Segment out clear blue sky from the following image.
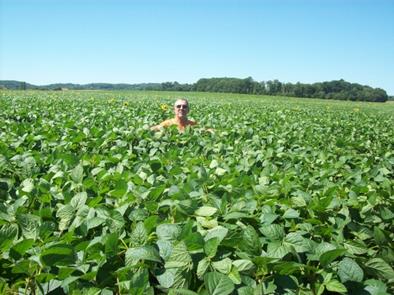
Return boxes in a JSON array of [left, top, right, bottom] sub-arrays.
[[1, 0, 393, 94]]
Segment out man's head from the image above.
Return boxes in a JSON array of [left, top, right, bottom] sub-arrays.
[[174, 99, 189, 119]]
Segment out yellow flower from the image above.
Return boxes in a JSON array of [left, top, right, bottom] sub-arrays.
[[124, 102, 129, 106], [160, 103, 169, 111], [353, 108, 360, 112]]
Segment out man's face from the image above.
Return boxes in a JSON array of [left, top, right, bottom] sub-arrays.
[[174, 100, 189, 118]]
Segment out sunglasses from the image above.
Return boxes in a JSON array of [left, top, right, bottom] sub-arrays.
[[175, 104, 188, 109]]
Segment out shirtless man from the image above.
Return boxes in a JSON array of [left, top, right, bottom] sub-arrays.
[[151, 99, 197, 132]]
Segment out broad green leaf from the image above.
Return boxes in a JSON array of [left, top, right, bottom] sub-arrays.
[[283, 208, 300, 219], [195, 206, 218, 217], [262, 281, 277, 294], [291, 196, 307, 207], [209, 160, 219, 169], [21, 178, 34, 192], [156, 224, 181, 241], [0, 224, 18, 251], [224, 211, 250, 220], [168, 289, 199, 295], [104, 209, 125, 232], [237, 286, 254, 295], [266, 242, 291, 259], [196, 216, 218, 229], [125, 245, 161, 266], [160, 260, 191, 289], [71, 164, 83, 183], [144, 215, 159, 233], [379, 207, 394, 221], [157, 240, 173, 261], [259, 213, 279, 225], [165, 241, 192, 268], [109, 179, 128, 198], [130, 222, 148, 247], [16, 213, 40, 240], [168, 185, 180, 196], [183, 229, 204, 250], [91, 167, 103, 176], [284, 232, 310, 253], [37, 279, 62, 294], [86, 217, 105, 231], [130, 268, 149, 295], [343, 240, 367, 255], [212, 258, 232, 274], [56, 204, 75, 231], [373, 226, 387, 245], [204, 272, 235, 295], [157, 268, 177, 289], [273, 261, 304, 275], [41, 244, 76, 266], [260, 224, 285, 241], [197, 257, 210, 279], [310, 242, 336, 260], [365, 258, 394, 281], [338, 258, 363, 283], [11, 259, 39, 275], [319, 248, 346, 267], [364, 279, 390, 295], [228, 266, 242, 284], [204, 226, 228, 242], [325, 280, 347, 293], [69, 205, 89, 231], [70, 192, 87, 208], [149, 159, 162, 172], [215, 167, 226, 176], [240, 225, 262, 255], [232, 259, 254, 272], [204, 238, 220, 258], [104, 232, 118, 258], [10, 239, 35, 260], [129, 208, 149, 222]]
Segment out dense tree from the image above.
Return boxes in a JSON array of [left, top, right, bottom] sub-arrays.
[[0, 78, 388, 102], [192, 78, 388, 102]]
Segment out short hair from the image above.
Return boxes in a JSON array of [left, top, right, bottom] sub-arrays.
[[174, 99, 189, 107]]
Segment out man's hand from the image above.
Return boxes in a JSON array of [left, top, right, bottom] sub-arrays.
[[150, 125, 163, 131]]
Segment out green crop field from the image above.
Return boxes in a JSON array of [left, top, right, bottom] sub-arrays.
[[0, 90, 393, 295]]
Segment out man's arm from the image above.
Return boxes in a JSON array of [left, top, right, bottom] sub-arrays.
[[188, 119, 197, 126], [150, 124, 163, 131], [150, 119, 172, 131]]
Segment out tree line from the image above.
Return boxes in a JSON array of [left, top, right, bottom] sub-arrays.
[[0, 78, 388, 102], [191, 77, 388, 102]]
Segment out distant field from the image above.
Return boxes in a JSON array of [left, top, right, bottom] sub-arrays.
[[1, 90, 393, 294]]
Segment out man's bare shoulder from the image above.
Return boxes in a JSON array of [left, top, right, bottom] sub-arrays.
[[188, 119, 197, 126]]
